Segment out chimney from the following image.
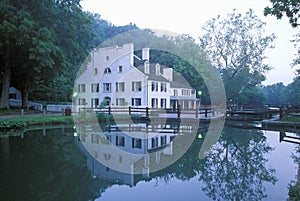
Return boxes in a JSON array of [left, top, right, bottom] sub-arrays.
[[142, 48, 150, 61], [163, 68, 173, 81], [155, 63, 160, 76], [144, 60, 149, 74]]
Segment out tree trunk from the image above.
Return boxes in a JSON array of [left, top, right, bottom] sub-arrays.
[[0, 61, 11, 110], [21, 89, 28, 109]]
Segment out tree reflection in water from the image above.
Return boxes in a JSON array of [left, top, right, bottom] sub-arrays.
[[199, 127, 277, 200], [288, 132, 300, 200]]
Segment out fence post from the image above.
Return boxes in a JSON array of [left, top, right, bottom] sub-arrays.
[[129, 106, 131, 115], [108, 106, 111, 115], [195, 107, 198, 118], [43, 107, 46, 116], [21, 109, 24, 117], [177, 106, 181, 118], [205, 109, 208, 118], [146, 107, 149, 118]]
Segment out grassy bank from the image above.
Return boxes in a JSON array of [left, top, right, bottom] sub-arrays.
[[0, 116, 74, 130], [280, 116, 300, 123]]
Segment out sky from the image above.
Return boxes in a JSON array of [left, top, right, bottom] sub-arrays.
[[80, 0, 299, 86]]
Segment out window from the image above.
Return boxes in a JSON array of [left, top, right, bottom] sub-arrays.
[[132, 98, 141, 106], [132, 81, 142, 91], [151, 82, 158, 92], [116, 136, 125, 146], [118, 65, 123, 73], [104, 68, 111, 74], [161, 82, 167, 92], [182, 89, 190, 96], [103, 83, 111, 92], [91, 98, 99, 108], [118, 155, 123, 163], [78, 98, 86, 105], [100, 136, 110, 144], [191, 101, 195, 108], [151, 98, 158, 108], [116, 98, 126, 106], [106, 135, 112, 143], [9, 94, 16, 99], [152, 137, 158, 148], [174, 90, 178, 96], [92, 135, 99, 144], [103, 97, 111, 106], [105, 56, 110, 61], [161, 136, 167, 146], [116, 82, 125, 92], [104, 153, 111, 160], [161, 98, 166, 108], [132, 138, 142, 149], [94, 68, 98, 75], [91, 83, 99, 92], [78, 84, 86, 93]]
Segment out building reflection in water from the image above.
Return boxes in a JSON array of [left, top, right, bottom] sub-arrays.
[[73, 121, 287, 200], [75, 120, 199, 186]]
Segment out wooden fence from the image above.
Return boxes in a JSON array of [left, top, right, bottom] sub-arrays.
[[79, 106, 216, 119]]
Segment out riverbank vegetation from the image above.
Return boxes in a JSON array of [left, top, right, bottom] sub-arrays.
[[0, 116, 74, 130], [280, 116, 300, 123], [0, 112, 115, 131]]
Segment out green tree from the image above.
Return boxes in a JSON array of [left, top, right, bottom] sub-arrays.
[[264, 0, 300, 27], [261, 82, 286, 105], [264, 0, 300, 78], [200, 9, 276, 104], [285, 77, 300, 105], [0, 0, 95, 107], [0, 4, 36, 109]]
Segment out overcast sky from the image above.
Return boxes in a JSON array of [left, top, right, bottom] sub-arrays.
[[80, 0, 299, 85]]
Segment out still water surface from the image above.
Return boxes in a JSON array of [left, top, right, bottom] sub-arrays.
[[0, 124, 298, 201]]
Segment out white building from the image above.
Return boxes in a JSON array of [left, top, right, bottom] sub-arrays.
[[74, 43, 198, 111]]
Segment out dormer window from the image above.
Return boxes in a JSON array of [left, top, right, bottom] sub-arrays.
[[118, 66, 123, 73], [104, 68, 111, 74], [155, 63, 160, 76]]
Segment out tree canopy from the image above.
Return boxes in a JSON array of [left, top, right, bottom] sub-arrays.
[[200, 9, 276, 104], [0, 0, 94, 108], [0, 0, 138, 108], [264, 0, 300, 28]]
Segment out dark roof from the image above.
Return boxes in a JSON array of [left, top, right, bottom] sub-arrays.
[[134, 60, 193, 89], [135, 63, 170, 82], [170, 72, 193, 89]]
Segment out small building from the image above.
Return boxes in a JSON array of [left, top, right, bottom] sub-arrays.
[[9, 87, 21, 100], [74, 43, 198, 111]]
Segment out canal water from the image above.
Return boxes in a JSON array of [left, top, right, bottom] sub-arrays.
[[0, 123, 299, 201]]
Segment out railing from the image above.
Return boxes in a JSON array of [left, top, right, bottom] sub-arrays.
[[78, 106, 218, 119]]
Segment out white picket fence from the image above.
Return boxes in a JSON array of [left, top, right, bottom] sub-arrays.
[[9, 99, 74, 113], [46, 104, 73, 112], [9, 99, 43, 111]]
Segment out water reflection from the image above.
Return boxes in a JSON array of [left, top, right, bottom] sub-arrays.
[[0, 123, 298, 201], [287, 131, 300, 200], [199, 127, 277, 200], [75, 120, 199, 175], [0, 128, 107, 201], [75, 121, 280, 200]]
